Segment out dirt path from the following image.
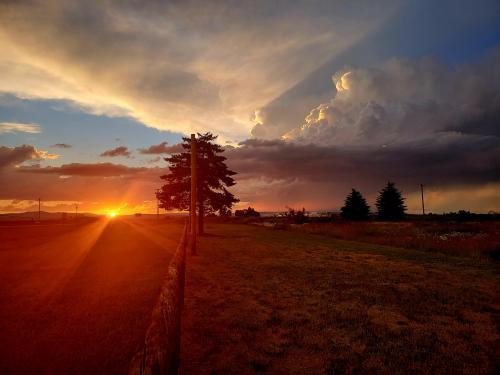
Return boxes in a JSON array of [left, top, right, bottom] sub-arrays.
[[0, 217, 183, 375]]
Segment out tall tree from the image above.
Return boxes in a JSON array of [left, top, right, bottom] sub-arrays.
[[341, 189, 370, 220], [376, 182, 406, 221], [157, 132, 238, 234]]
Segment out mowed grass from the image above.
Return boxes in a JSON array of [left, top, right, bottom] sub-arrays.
[[180, 222, 499, 374], [0, 218, 184, 375]]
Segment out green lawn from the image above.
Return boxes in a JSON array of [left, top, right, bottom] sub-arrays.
[[180, 222, 499, 374]]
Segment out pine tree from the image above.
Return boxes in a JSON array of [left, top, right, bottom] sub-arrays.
[[340, 189, 370, 220], [157, 132, 238, 234], [376, 182, 406, 221]]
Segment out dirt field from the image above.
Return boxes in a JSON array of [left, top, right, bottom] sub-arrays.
[[181, 222, 500, 374], [0, 217, 183, 375]]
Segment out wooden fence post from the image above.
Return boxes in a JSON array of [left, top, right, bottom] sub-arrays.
[[190, 134, 197, 255]]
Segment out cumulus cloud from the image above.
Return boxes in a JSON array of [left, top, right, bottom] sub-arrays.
[[50, 143, 72, 148], [281, 49, 500, 146], [0, 145, 58, 168], [0, 122, 41, 134], [100, 146, 131, 158], [138, 142, 184, 155]]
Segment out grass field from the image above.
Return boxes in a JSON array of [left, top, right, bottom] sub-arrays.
[[290, 221, 500, 260], [0, 217, 183, 375], [181, 222, 499, 374]]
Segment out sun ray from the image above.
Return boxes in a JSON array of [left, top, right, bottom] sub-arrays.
[[20, 218, 111, 304]]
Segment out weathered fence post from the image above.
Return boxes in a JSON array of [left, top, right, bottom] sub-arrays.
[[190, 134, 197, 255]]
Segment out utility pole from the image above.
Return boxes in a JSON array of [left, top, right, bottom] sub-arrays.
[[38, 198, 41, 221], [420, 184, 425, 216], [75, 204, 78, 218], [156, 189, 160, 219], [190, 134, 197, 255]]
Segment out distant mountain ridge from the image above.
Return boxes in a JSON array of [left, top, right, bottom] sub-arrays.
[[0, 211, 99, 221]]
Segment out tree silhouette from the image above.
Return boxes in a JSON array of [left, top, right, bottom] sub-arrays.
[[341, 189, 370, 220], [157, 132, 238, 234], [376, 182, 406, 221]]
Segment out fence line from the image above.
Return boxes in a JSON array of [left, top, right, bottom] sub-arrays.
[[130, 222, 188, 375]]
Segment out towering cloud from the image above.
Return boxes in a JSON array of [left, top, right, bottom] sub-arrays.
[[258, 49, 500, 146]]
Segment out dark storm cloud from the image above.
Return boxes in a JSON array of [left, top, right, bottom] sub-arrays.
[[100, 146, 131, 158], [228, 134, 500, 191], [138, 142, 184, 155]]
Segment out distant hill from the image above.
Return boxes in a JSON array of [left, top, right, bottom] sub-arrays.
[[0, 211, 100, 221]]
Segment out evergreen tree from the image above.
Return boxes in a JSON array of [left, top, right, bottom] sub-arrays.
[[340, 189, 370, 220], [376, 182, 406, 220], [157, 132, 238, 234]]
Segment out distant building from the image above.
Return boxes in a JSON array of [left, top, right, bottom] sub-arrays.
[[234, 207, 260, 217]]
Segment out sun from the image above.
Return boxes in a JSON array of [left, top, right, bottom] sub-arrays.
[[108, 212, 117, 218]]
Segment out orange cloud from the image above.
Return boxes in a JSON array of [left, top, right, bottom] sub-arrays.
[[0, 145, 58, 168], [100, 146, 131, 158], [138, 142, 184, 155]]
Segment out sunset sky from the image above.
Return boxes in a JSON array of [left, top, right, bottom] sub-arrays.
[[1, 0, 499, 214]]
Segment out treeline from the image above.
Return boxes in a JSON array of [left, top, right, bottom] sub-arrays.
[[234, 181, 499, 223], [339, 182, 500, 221]]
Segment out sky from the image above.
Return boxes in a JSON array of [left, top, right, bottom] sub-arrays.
[[0, 0, 499, 215]]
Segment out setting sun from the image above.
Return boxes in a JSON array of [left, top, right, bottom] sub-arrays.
[[108, 212, 117, 218]]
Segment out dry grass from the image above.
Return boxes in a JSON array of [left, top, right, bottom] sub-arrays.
[[291, 221, 500, 260], [180, 223, 499, 374]]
